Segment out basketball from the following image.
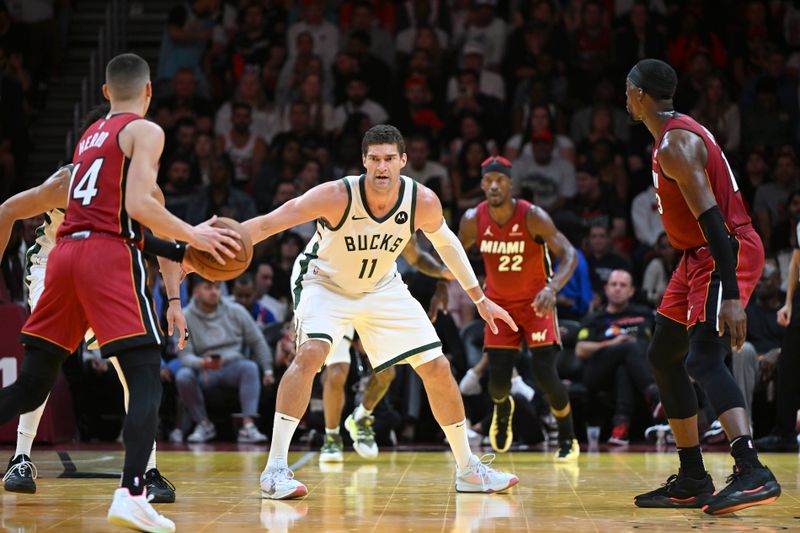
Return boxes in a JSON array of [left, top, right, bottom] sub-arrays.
[[186, 217, 253, 281]]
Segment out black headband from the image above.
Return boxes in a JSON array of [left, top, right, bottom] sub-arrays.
[[481, 160, 512, 177], [628, 60, 677, 101]]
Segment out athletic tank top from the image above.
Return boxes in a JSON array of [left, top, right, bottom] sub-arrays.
[[293, 175, 418, 300], [475, 199, 551, 303], [59, 112, 144, 241], [651, 114, 752, 250]]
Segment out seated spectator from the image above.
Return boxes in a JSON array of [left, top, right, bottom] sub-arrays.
[[451, 138, 488, 211], [446, 41, 505, 103], [557, 248, 593, 321], [344, 1, 395, 70], [393, 74, 446, 143], [741, 76, 796, 151], [227, 2, 271, 73], [446, 68, 505, 143], [564, 164, 626, 239], [585, 222, 631, 296], [396, 22, 449, 59], [215, 102, 267, 189], [739, 150, 769, 211], [157, 0, 215, 86], [576, 270, 658, 444], [332, 75, 388, 134], [270, 100, 327, 161], [753, 153, 800, 254], [185, 155, 258, 225], [569, 0, 613, 100], [403, 135, 450, 203], [269, 232, 306, 303], [254, 261, 288, 323], [230, 272, 276, 328], [191, 131, 215, 186], [215, 70, 281, 144], [276, 31, 321, 106], [279, 71, 334, 135], [162, 116, 197, 167], [157, 68, 215, 133], [177, 276, 273, 443], [630, 185, 664, 249], [641, 234, 679, 307], [504, 103, 574, 163], [162, 156, 196, 221], [511, 129, 576, 213], [456, 0, 507, 70], [286, 0, 340, 70], [691, 73, 740, 153], [344, 29, 392, 108], [569, 78, 630, 145]]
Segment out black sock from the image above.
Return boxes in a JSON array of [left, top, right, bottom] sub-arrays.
[[730, 435, 762, 469], [121, 473, 145, 496], [678, 445, 706, 479], [555, 411, 575, 442]]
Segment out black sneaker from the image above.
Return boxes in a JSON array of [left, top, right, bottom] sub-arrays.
[[144, 468, 176, 504], [702, 464, 780, 515], [3, 454, 37, 494], [490, 397, 514, 453], [634, 471, 714, 508], [754, 434, 799, 453]]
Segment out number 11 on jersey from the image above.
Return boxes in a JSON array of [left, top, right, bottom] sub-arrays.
[[359, 258, 377, 279]]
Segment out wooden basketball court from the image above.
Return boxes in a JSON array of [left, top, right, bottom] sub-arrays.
[[0, 447, 797, 531]]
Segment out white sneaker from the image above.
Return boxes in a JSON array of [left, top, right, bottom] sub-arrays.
[[168, 428, 183, 443], [510, 376, 534, 402], [187, 421, 216, 443], [459, 369, 482, 396], [455, 454, 519, 493], [344, 414, 379, 459], [260, 467, 308, 500], [238, 422, 268, 443], [107, 487, 175, 533]]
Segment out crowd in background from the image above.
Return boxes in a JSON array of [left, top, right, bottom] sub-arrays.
[[1, 0, 800, 449]]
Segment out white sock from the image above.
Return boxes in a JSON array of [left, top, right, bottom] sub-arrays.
[[325, 427, 340, 435], [354, 403, 372, 422], [266, 412, 300, 470], [441, 420, 472, 471], [16, 399, 47, 458], [146, 442, 157, 472]]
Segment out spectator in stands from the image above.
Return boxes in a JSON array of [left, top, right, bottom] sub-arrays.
[[576, 269, 658, 445], [344, 30, 392, 108], [641, 234, 679, 307], [157, 68, 215, 133], [667, 11, 726, 73], [585, 222, 631, 296], [279, 72, 334, 136], [455, 0, 507, 70], [403, 135, 450, 203], [557, 248, 593, 321], [13, 0, 57, 90], [215, 70, 280, 145], [753, 153, 799, 253], [446, 68, 504, 143], [254, 261, 288, 323], [505, 103, 574, 163], [216, 101, 267, 189], [277, 31, 321, 106], [0, 43, 27, 197], [163, 117, 198, 167], [740, 149, 769, 211], [332, 75, 388, 133], [565, 164, 626, 239], [613, 1, 667, 76], [286, 0, 339, 70], [231, 273, 276, 328], [393, 74, 445, 142], [269, 231, 305, 304], [570, 0, 613, 96], [191, 131, 214, 186], [157, 0, 215, 86], [396, 18, 450, 59], [511, 129, 576, 213], [345, 1, 395, 70], [177, 276, 272, 443], [451, 138, 488, 211], [570, 78, 630, 144], [162, 156, 195, 221], [630, 185, 664, 249], [741, 76, 796, 151], [227, 2, 271, 73], [691, 73, 740, 153], [254, 138, 303, 213], [0, 42, 30, 96], [270, 100, 326, 159], [185, 155, 257, 225], [447, 41, 505, 103]]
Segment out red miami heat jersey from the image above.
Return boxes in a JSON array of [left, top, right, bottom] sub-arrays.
[[59, 112, 144, 241], [651, 114, 752, 250], [475, 199, 551, 303]]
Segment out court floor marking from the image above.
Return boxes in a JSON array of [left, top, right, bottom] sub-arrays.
[[508, 450, 531, 532], [371, 451, 417, 533]]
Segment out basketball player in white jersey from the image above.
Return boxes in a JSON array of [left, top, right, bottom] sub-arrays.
[[244, 125, 519, 499], [0, 163, 200, 503], [316, 235, 453, 463]]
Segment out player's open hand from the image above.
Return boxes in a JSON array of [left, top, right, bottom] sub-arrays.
[[718, 299, 747, 350], [532, 286, 556, 317], [189, 215, 241, 265], [166, 301, 188, 350], [777, 304, 792, 327], [428, 281, 450, 322], [477, 297, 518, 335]]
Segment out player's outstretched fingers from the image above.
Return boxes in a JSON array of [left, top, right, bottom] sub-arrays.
[[498, 308, 518, 332]]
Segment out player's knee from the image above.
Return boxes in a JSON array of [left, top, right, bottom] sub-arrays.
[[415, 354, 450, 381], [684, 350, 716, 384], [293, 341, 329, 375], [324, 363, 349, 387]]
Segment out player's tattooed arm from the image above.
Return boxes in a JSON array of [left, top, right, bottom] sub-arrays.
[[0, 165, 71, 257], [242, 180, 347, 245], [401, 234, 454, 280]]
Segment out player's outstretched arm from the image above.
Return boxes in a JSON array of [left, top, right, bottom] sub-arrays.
[[121, 120, 240, 264], [415, 184, 517, 334], [241, 180, 348, 245], [401, 234, 453, 280], [527, 205, 577, 316], [0, 165, 71, 257], [659, 129, 746, 348]]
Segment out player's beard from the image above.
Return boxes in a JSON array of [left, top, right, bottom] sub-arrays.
[[626, 104, 642, 123]]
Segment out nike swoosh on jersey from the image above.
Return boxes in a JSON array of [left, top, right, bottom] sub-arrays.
[[351, 215, 367, 220]]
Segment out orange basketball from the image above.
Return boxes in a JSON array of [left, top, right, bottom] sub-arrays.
[[186, 217, 253, 281]]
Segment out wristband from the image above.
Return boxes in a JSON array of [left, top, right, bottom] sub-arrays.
[[473, 295, 486, 305], [168, 297, 181, 302]]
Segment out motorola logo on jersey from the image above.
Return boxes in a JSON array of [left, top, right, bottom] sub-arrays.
[[395, 211, 408, 224]]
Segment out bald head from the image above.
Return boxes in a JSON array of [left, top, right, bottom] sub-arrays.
[[105, 53, 150, 101]]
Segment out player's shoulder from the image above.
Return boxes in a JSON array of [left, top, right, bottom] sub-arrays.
[[123, 117, 164, 136]]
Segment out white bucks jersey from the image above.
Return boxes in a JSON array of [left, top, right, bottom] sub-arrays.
[[24, 208, 64, 275], [294, 174, 418, 298]]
